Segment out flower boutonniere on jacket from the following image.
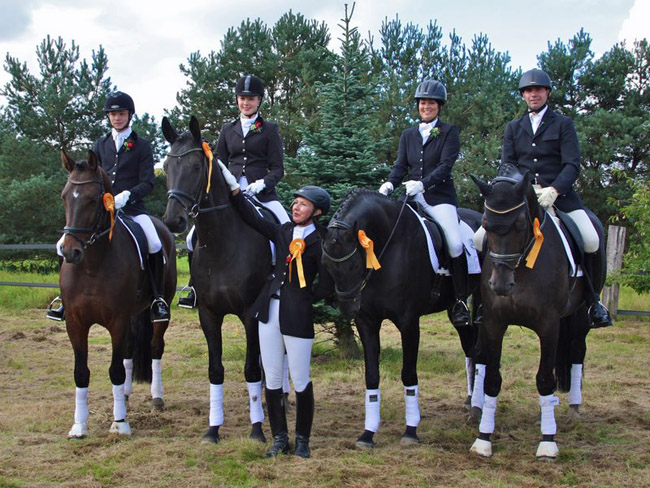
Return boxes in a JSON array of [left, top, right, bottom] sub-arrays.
[[123, 138, 135, 151], [429, 126, 441, 139], [249, 120, 263, 134]]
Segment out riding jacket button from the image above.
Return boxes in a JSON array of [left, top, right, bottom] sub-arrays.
[[532, 143, 536, 147], [533, 158, 538, 162], [243, 157, 247, 161]]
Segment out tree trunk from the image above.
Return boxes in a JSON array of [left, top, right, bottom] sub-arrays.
[[335, 321, 361, 359]]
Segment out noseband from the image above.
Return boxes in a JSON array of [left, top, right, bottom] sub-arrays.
[[63, 177, 110, 249], [166, 146, 231, 217]]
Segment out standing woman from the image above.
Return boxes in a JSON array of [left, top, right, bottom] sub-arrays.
[[217, 159, 333, 459], [378, 80, 470, 327], [179, 74, 288, 308]]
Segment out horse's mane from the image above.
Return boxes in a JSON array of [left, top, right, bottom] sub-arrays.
[[331, 188, 388, 222]]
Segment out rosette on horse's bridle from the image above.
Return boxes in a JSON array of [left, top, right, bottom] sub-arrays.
[[103, 193, 116, 242], [288, 238, 307, 288], [358, 230, 381, 270]]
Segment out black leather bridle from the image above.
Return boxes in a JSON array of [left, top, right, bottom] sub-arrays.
[[62, 177, 111, 249]]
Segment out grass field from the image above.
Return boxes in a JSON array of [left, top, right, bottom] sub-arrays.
[[0, 273, 649, 487]]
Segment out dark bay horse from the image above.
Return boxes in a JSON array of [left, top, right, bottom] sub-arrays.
[[59, 151, 176, 438], [469, 169, 603, 459], [161, 116, 270, 443], [321, 189, 482, 448]]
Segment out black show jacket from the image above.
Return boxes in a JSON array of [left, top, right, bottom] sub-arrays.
[[231, 191, 334, 339]]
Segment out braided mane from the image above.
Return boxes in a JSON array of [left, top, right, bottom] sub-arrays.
[[331, 188, 387, 221]]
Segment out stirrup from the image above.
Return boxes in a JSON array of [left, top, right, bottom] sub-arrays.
[[452, 299, 470, 327], [177, 286, 196, 309], [151, 298, 170, 322], [587, 302, 613, 328], [46, 296, 65, 321]]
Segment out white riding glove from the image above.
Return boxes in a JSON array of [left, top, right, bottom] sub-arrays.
[[537, 186, 558, 209], [378, 181, 394, 195], [245, 179, 266, 195], [114, 190, 131, 210], [403, 180, 424, 196], [216, 159, 240, 192]]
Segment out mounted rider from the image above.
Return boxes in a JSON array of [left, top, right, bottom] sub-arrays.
[[475, 69, 612, 328], [47, 91, 170, 323]]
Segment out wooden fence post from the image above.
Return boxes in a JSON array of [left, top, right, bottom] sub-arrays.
[[602, 225, 626, 318]]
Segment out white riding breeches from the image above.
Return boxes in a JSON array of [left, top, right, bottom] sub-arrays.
[[56, 213, 161, 255], [412, 195, 463, 258], [259, 297, 313, 393], [239, 175, 290, 224]]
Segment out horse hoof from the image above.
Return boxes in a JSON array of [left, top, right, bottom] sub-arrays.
[[536, 441, 558, 460], [400, 434, 420, 446], [67, 422, 88, 439], [470, 438, 492, 457], [201, 426, 220, 444], [463, 395, 472, 411], [250, 422, 267, 443], [355, 430, 375, 450], [151, 397, 165, 412], [109, 421, 132, 436]]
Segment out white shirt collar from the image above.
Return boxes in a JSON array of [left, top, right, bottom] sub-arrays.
[[293, 223, 315, 240], [529, 106, 548, 134], [111, 127, 132, 151]]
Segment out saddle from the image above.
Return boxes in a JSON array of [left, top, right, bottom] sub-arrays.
[[118, 214, 148, 269], [555, 210, 584, 266], [407, 201, 451, 269]]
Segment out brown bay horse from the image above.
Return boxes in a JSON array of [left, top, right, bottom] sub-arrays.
[[59, 151, 176, 438]]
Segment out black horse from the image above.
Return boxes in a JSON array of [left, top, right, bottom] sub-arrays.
[[161, 116, 271, 443], [321, 189, 482, 448], [469, 169, 603, 459]]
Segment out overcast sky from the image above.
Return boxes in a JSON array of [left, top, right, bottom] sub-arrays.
[[0, 0, 648, 121]]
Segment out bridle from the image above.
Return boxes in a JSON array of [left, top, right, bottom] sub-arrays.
[[62, 177, 111, 249], [322, 195, 409, 300], [166, 146, 231, 217], [485, 186, 546, 271]]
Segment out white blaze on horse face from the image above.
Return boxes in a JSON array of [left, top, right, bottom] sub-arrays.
[[73, 188, 80, 199]]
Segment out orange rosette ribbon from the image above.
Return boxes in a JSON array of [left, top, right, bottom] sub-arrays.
[[358, 230, 381, 270], [525, 217, 544, 269], [103, 193, 116, 242], [288, 238, 307, 288], [202, 141, 214, 194]]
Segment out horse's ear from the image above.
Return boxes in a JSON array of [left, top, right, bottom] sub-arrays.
[[514, 170, 530, 195], [87, 150, 98, 170], [162, 116, 178, 144], [189, 115, 201, 143], [61, 151, 75, 173], [470, 174, 491, 196]]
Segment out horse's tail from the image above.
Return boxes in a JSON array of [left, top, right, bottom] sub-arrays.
[[131, 309, 153, 383], [555, 307, 589, 392]]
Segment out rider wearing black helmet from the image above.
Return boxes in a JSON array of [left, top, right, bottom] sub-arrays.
[[378, 79, 471, 328], [179, 75, 287, 309], [500, 68, 612, 328], [217, 159, 333, 459], [48, 91, 169, 326]]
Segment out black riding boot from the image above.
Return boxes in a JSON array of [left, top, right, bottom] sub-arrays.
[[295, 382, 314, 458], [47, 256, 65, 321], [583, 252, 612, 328], [148, 250, 170, 323], [178, 250, 196, 309], [450, 254, 470, 327], [264, 387, 289, 458]]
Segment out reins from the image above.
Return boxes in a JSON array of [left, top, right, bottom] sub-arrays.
[[324, 194, 409, 299], [166, 145, 231, 217]]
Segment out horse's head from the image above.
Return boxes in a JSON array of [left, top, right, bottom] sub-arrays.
[[162, 115, 212, 233], [472, 169, 539, 296], [60, 151, 112, 264], [322, 190, 390, 318]]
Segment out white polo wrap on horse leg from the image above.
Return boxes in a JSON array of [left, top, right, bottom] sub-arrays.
[[479, 394, 497, 434], [123, 359, 133, 397], [465, 357, 474, 396], [68, 387, 89, 438], [568, 364, 583, 406], [151, 359, 163, 399], [404, 385, 420, 427], [471, 364, 486, 410], [209, 383, 224, 426], [247, 381, 265, 424], [540, 394, 559, 435], [365, 388, 381, 432], [112, 383, 127, 421]]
